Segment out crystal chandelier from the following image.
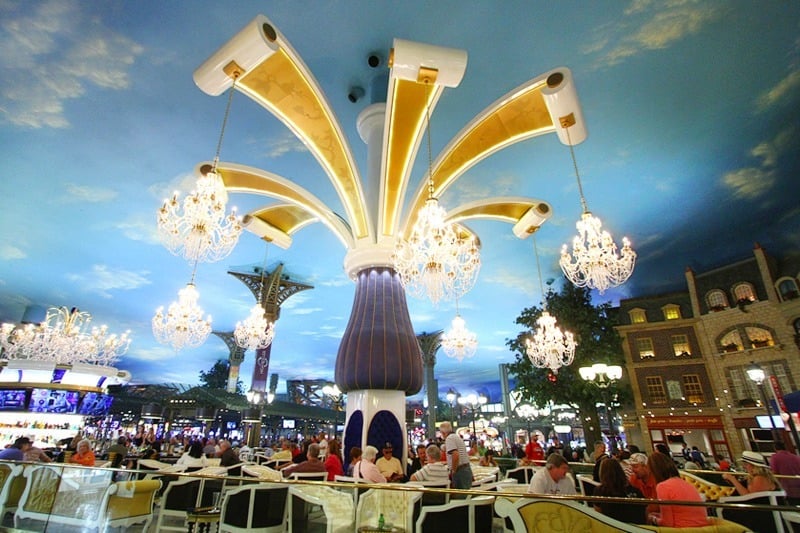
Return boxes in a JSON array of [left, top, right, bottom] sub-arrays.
[[152, 267, 212, 351], [441, 299, 477, 362], [558, 114, 635, 293], [234, 244, 276, 350], [393, 84, 480, 305], [526, 311, 576, 372], [157, 71, 243, 264], [526, 236, 576, 373], [0, 306, 131, 366]]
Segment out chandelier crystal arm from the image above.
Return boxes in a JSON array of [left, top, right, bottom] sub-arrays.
[[234, 243, 276, 350]]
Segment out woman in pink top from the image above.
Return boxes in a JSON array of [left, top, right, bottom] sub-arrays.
[[647, 452, 707, 527]]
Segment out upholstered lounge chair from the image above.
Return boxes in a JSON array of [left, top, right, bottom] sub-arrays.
[[494, 496, 748, 533]]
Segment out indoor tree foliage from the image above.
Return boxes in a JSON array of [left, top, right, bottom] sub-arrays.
[[506, 279, 628, 449], [199, 359, 242, 392]]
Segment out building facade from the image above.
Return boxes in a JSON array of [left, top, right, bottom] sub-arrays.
[[618, 244, 800, 463]]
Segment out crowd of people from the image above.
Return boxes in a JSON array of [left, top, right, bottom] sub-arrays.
[[4, 424, 800, 530]]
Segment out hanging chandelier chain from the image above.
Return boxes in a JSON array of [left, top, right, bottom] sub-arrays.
[[565, 125, 588, 214], [212, 75, 239, 171], [424, 82, 435, 200], [533, 235, 545, 301]]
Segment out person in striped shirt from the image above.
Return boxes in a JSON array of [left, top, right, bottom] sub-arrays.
[[410, 445, 450, 483]]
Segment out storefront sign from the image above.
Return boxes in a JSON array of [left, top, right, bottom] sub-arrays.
[[646, 415, 722, 428]]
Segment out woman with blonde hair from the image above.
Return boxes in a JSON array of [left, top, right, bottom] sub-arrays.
[[721, 451, 779, 495]]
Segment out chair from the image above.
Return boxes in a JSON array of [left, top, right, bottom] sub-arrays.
[[472, 475, 497, 488], [153, 476, 203, 532], [505, 466, 536, 485], [576, 473, 601, 503], [355, 488, 422, 533], [407, 479, 450, 505], [415, 495, 494, 533], [288, 471, 328, 482], [242, 463, 282, 481], [287, 484, 355, 533], [471, 466, 500, 482], [679, 470, 735, 501], [717, 489, 788, 533], [0, 463, 25, 522], [219, 482, 288, 533], [14, 464, 116, 531], [333, 475, 366, 507], [494, 496, 748, 533], [103, 479, 162, 531]]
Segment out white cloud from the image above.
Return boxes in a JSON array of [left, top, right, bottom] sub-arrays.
[[130, 345, 175, 362], [587, 1, 722, 69], [62, 183, 118, 203], [262, 133, 307, 158], [115, 215, 162, 245], [289, 307, 323, 316], [0, 244, 25, 260], [722, 167, 775, 200], [0, 0, 143, 128], [757, 69, 800, 111], [482, 268, 538, 295], [720, 125, 792, 200], [66, 264, 151, 298]]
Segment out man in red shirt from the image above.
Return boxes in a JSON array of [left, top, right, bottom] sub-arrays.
[[525, 435, 545, 464], [628, 453, 658, 515], [769, 441, 800, 505]]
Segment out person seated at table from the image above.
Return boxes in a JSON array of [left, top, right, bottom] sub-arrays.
[[354, 446, 386, 484], [218, 439, 240, 467], [70, 439, 96, 466], [628, 453, 659, 516], [479, 449, 497, 467], [593, 457, 647, 524], [202, 437, 217, 457], [105, 436, 129, 467], [282, 443, 326, 478], [24, 443, 52, 463], [346, 447, 362, 477], [376, 442, 404, 482], [527, 453, 576, 495], [409, 445, 450, 484], [324, 440, 344, 481], [721, 451, 778, 495], [647, 451, 706, 527], [177, 441, 208, 470], [0, 437, 31, 461], [271, 440, 293, 462], [720, 452, 784, 532], [408, 444, 426, 477]]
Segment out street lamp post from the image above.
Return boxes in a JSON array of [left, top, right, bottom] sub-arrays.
[[446, 388, 459, 428], [322, 384, 343, 439], [458, 393, 487, 438], [579, 363, 622, 447], [243, 388, 264, 447], [746, 362, 782, 449]]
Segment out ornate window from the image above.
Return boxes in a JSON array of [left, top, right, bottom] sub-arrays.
[[671, 334, 691, 357], [629, 308, 647, 324], [636, 337, 655, 359], [745, 326, 773, 349], [720, 330, 743, 352], [733, 282, 757, 303], [706, 290, 729, 312], [646, 376, 667, 405], [682, 374, 704, 404], [777, 278, 799, 301], [662, 304, 681, 320]]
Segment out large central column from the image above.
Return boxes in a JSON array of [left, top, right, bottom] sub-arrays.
[[335, 103, 423, 465]]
